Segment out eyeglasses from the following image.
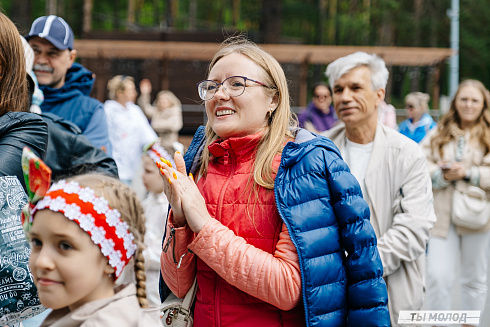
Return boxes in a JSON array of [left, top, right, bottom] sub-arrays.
[[197, 75, 269, 101]]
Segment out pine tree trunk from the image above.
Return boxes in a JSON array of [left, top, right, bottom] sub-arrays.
[[83, 0, 93, 34], [260, 0, 282, 43]]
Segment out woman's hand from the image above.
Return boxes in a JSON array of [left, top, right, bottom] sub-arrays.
[[158, 152, 211, 233], [440, 161, 467, 181], [139, 78, 152, 95]]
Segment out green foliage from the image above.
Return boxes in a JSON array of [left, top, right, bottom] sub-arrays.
[[6, 0, 490, 100]]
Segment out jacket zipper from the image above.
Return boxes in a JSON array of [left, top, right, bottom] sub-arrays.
[[214, 275, 221, 327], [163, 227, 178, 264], [273, 146, 311, 327], [215, 149, 235, 327]]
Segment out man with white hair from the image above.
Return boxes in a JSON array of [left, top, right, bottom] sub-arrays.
[[323, 52, 436, 326]]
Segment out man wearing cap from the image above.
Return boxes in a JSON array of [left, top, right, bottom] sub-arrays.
[[25, 15, 112, 155]]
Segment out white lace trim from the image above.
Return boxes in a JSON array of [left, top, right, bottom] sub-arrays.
[[33, 180, 138, 277], [148, 143, 175, 166]]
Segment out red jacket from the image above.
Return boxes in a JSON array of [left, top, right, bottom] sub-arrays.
[[162, 132, 303, 327]]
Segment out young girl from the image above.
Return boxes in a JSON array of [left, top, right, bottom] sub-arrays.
[[140, 142, 170, 306], [28, 174, 161, 326]]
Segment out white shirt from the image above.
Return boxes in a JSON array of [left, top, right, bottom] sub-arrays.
[[142, 192, 169, 306], [104, 100, 157, 181], [344, 138, 373, 197]]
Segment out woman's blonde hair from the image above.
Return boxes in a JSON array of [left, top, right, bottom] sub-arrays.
[[430, 79, 490, 157], [107, 75, 134, 100], [405, 92, 430, 112], [0, 13, 28, 116], [155, 90, 181, 109], [199, 36, 296, 189], [67, 173, 149, 308]]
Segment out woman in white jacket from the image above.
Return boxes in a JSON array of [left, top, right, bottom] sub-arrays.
[[138, 79, 183, 152], [104, 76, 157, 185], [421, 79, 490, 326]]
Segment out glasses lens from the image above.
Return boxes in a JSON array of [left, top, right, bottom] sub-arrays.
[[223, 76, 246, 97], [198, 81, 218, 100]]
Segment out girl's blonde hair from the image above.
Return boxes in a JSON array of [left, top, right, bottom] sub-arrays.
[[430, 79, 490, 157], [405, 92, 430, 112], [107, 75, 135, 100], [67, 173, 149, 308], [155, 90, 181, 109], [199, 36, 297, 189]]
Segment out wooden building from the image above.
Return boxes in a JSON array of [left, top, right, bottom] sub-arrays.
[[74, 38, 453, 134]]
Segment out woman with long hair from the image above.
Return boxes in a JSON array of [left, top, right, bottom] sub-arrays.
[[421, 79, 490, 327], [158, 36, 389, 326], [0, 13, 47, 191]]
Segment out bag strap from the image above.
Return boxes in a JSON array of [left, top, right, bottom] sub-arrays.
[[180, 277, 198, 311]]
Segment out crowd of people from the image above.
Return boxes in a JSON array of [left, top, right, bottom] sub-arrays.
[[1, 10, 490, 327]]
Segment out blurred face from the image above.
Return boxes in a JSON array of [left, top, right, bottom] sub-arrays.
[[312, 85, 332, 112], [156, 94, 172, 110], [142, 156, 164, 193], [117, 80, 138, 104], [29, 37, 76, 89], [455, 85, 485, 129], [205, 53, 278, 140], [332, 66, 384, 128], [405, 99, 424, 122], [29, 210, 114, 311]]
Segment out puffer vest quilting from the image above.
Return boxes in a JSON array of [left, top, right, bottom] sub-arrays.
[[194, 132, 304, 327]]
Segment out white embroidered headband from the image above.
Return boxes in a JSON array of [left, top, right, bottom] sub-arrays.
[[31, 180, 137, 278], [145, 141, 175, 167]]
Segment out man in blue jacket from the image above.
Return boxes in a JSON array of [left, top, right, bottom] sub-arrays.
[[25, 15, 112, 156]]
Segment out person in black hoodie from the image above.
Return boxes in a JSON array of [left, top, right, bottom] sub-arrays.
[[0, 13, 48, 192]]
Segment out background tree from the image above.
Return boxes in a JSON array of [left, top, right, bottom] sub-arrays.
[[5, 0, 490, 108]]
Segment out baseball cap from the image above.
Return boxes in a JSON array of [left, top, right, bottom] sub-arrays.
[[25, 15, 74, 50]]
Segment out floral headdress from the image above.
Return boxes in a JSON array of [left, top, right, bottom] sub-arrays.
[[21, 147, 136, 279], [31, 180, 137, 278], [143, 139, 175, 167]]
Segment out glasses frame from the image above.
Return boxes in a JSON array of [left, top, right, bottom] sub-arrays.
[[197, 75, 269, 101]]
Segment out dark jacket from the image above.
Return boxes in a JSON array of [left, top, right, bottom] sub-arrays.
[[40, 62, 112, 154], [0, 112, 48, 191], [40, 113, 118, 181], [161, 126, 390, 326]]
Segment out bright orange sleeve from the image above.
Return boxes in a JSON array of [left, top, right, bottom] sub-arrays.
[[189, 218, 301, 310]]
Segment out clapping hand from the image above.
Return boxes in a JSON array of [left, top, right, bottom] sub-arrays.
[[157, 152, 211, 233]]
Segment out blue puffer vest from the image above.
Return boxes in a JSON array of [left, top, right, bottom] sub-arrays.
[[164, 126, 390, 327]]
